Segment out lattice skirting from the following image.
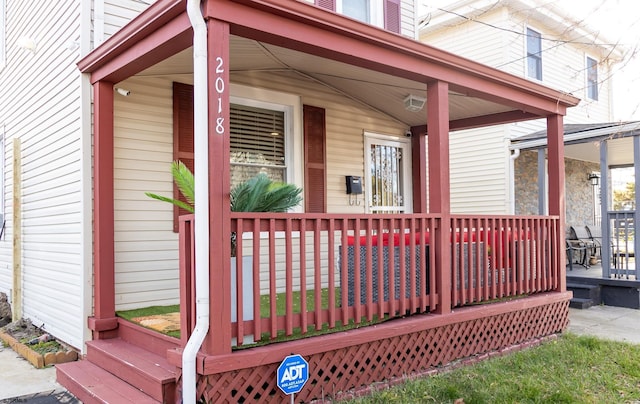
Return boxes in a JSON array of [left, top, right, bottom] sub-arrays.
[[196, 299, 569, 403]]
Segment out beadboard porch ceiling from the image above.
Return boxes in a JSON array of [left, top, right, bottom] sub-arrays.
[[135, 35, 518, 128]]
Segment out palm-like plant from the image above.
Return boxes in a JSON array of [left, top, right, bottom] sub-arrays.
[[146, 161, 303, 256], [230, 173, 302, 213], [145, 161, 195, 213]]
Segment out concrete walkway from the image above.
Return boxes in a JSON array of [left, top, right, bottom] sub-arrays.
[[0, 346, 78, 403], [1, 305, 640, 403], [567, 305, 640, 344]]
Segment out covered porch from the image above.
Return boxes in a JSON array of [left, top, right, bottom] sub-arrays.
[[66, 0, 577, 402]]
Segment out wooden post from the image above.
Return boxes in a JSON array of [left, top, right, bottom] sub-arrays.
[[12, 138, 21, 322], [426, 81, 451, 314], [206, 18, 232, 354], [411, 127, 428, 214], [546, 114, 566, 292]]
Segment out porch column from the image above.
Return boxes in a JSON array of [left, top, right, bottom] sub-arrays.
[[427, 80, 451, 314], [205, 18, 232, 354], [634, 136, 640, 271], [600, 141, 611, 277], [546, 114, 566, 292], [411, 126, 427, 213], [89, 81, 118, 338]]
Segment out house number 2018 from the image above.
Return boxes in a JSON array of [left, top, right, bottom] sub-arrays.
[[215, 56, 225, 135]]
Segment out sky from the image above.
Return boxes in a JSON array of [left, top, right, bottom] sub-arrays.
[[419, 0, 640, 122]]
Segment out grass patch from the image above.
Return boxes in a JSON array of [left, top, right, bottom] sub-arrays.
[[259, 288, 341, 317], [117, 304, 180, 320], [350, 333, 640, 403], [117, 305, 181, 339], [21, 339, 63, 355]]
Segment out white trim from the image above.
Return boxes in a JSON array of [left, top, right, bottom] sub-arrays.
[[229, 83, 303, 212], [363, 131, 413, 214]]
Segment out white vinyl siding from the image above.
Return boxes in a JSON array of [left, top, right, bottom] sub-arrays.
[[420, 2, 614, 215], [0, 1, 85, 348], [115, 70, 407, 307], [102, 0, 156, 40], [0, 0, 5, 69], [450, 126, 511, 214], [113, 76, 177, 310]]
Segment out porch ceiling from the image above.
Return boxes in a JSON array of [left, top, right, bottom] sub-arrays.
[[137, 37, 516, 127]]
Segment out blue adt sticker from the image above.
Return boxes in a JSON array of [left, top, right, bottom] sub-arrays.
[[277, 354, 309, 395]]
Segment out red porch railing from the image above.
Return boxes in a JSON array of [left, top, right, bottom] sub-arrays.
[[179, 213, 560, 347]]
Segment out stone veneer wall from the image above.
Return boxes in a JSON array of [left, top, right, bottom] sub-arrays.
[[515, 150, 599, 230]]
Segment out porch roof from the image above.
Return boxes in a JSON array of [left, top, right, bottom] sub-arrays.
[[510, 121, 640, 165], [78, 0, 580, 129]]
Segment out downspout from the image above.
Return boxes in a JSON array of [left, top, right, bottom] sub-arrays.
[[509, 148, 520, 214], [183, 1, 209, 403]]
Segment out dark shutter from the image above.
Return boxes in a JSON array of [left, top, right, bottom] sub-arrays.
[[172, 82, 195, 232], [384, 0, 400, 33], [315, 0, 336, 11], [304, 105, 326, 213]]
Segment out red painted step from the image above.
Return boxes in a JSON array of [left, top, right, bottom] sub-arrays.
[[85, 339, 176, 403], [57, 360, 158, 403]]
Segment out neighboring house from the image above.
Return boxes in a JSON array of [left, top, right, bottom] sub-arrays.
[[2, 0, 581, 402], [419, 0, 622, 223]]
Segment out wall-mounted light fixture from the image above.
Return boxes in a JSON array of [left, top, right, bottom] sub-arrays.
[[588, 172, 600, 187], [403, 94, 426, 112], [115, 87, 131, 97], [17, 37, 37, 53]]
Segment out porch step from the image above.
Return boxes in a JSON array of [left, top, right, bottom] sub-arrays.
[[569, 297, 596, 309], [85, 339, 176, 403], [567, 282, 602, 309], [56, 360, 158, 404]]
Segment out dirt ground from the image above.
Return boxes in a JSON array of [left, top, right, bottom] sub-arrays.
[[1, 318, 47, 342]]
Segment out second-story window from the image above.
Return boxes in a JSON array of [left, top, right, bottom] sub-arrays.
[[586, 56, 599, 101], [526, 28, 542, 80], [315, 0, 400, 33], [342, 0, 370, 23]]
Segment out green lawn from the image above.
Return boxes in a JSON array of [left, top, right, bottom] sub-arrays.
[[350, 333, 640, 403]]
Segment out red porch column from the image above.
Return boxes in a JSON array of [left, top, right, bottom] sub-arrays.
[[411, 127, 428, 213], [547, 114, 566, 292], [427, 80, 452, 314], [205, 18, 232, 354], [89, 81, 118, 338]]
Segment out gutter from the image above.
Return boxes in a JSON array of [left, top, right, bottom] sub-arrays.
[[182, 1, 209, 403]]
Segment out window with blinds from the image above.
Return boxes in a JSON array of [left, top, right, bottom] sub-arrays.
[[230, 104, 286, 187]]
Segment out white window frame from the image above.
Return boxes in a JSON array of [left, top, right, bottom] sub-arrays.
[[229, 83, 303, 212], [585, 55, 599, 101], [337, 0, 384, 28], [229, 84, 303, 242], [364, 132, 413, 214], [525, 27, 542, 81]]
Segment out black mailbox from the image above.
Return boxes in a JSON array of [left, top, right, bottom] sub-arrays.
[[345, 176, 363, 195]]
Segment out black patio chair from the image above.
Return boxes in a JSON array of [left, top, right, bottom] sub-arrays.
[[566, 239, 589, 270], [569, 225, 601, 265]]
